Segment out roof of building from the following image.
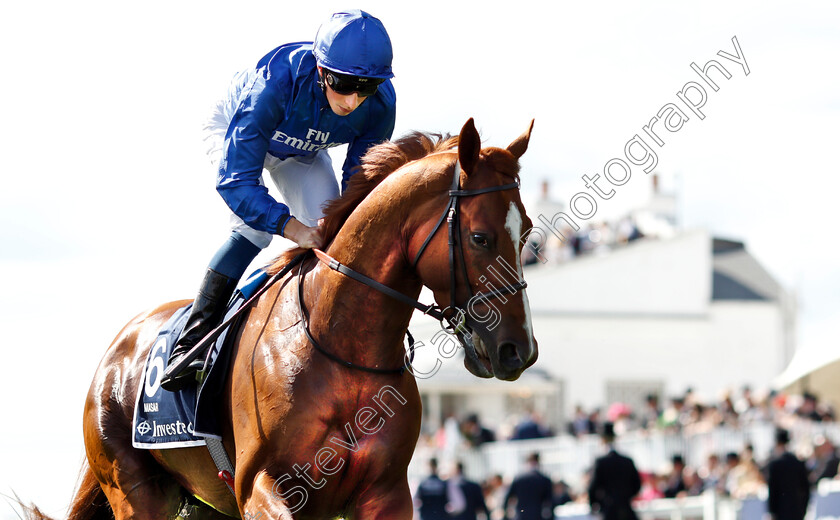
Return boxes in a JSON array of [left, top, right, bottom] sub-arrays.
[[711, 238, 781, 301]]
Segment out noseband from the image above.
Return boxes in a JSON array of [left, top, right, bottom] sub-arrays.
[[304, 157, 526, 374]]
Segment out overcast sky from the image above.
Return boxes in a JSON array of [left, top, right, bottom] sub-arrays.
[[1, 0, 838, 516]]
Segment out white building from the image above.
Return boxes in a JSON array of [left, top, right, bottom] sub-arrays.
[[525, 229, 795, 409]]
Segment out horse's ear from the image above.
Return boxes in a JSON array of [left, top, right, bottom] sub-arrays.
[[458, 118, 481, 175], [507, 119, 535, 159]]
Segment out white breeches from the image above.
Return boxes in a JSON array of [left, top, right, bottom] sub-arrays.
[[202, 73, 339, 249]]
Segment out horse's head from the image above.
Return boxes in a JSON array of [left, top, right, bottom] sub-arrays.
[[411, 118, 538, 381]]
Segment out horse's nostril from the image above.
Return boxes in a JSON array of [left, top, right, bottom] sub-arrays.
[[498, 342, 522, 370]]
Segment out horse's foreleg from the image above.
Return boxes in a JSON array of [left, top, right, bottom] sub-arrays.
[[352, 478, 414, 520], [239, 471, 301, 520]]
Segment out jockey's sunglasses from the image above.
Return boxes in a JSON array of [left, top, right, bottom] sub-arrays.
[[324, 69, 384, 97]]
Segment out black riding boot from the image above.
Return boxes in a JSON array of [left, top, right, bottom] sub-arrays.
[[160, 268, 238, 391]]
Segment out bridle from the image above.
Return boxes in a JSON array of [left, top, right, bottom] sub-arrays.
[[300, 157, 527, 374], [411, 158, 526, 327]]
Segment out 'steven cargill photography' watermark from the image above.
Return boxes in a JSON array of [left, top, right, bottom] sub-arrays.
[[248, 34, 750, 516]]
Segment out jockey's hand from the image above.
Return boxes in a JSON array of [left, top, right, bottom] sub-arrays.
[[283, 217, 324, 249]]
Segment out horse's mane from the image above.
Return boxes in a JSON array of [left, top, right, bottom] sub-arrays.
[[267, 131, 460, 274]]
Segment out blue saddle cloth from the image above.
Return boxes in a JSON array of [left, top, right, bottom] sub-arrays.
[[131, 269, 269, 449]]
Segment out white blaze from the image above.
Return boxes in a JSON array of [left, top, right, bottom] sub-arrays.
[[504, 202, 535, 348]]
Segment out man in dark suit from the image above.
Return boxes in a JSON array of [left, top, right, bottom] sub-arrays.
[[663, 455, 687, 498], [415, 458, 449, 520], [588, 422, 642, 520], [510, 411, 551, 440], [503, 452, 554, 520], [462, 413, 496, 447], [447, 461, 490, 520], [766, 428, 811, 520]]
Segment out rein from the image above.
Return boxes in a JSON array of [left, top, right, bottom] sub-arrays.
[[297, 252, 415, 375], [312, 249, 446, 321], [299, 158, 526, 375]]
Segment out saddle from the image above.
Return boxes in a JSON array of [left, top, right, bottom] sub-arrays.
[[131, 268, 270, 450]]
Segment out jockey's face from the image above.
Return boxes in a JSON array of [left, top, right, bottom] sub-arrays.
[[319, 67, 368, 116]]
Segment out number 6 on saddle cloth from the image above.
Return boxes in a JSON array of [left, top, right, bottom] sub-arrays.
[[131, 263, 282, 450]]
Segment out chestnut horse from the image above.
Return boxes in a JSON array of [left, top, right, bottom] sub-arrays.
[[44, 118, 538, 520]]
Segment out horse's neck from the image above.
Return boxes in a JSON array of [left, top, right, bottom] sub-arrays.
[[307, 184, 424, 369]]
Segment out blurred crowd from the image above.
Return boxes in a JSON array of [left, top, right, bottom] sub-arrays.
[[413, 387, 839, 519], [569, 386, 836, 438], [520, 178, 674, 267], [421, 387, 836, 451], [521, 217, 646, 266]]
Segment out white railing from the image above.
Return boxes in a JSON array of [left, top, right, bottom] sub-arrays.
[[554, 492, 742, 520], [554, 487, 840, 520]]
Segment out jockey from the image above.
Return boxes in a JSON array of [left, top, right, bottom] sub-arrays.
[[161, 10, 396, 391]]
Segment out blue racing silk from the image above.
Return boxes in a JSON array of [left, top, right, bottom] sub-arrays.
[[215, 42, 396, 235]]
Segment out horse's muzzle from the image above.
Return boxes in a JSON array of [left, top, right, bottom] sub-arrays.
[[494, 339, 538, 381], [463, 330, 538, 381]]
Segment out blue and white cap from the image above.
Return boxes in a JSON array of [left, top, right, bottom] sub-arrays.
[[313, 10, 394, 79]]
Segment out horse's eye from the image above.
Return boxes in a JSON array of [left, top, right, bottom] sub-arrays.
[[470, 233, 490, 249]]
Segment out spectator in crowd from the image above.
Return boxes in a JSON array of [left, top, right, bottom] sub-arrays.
[[735, 385, 756, 415], [663, 455, 687, 498], [659, 397, 687, 431], [809, 435, 840, 486], [616, 216, 643, 244], [503, 452, 554, 520], [797, 393, 823, 422], [741, 443, 757, 465], [462, 413, 496, 447], [483, 474, 508, 520], [415, 458, 449, 520], [588, 408, 603, 435], [510, 410, 551, 441], [447, 461, 490, 520], [728, 444, 766, 499], [588, 422, 642, 520], [683, 387, 698, 407], [721, 452, 741, 496], [682, 403, 714, 435], [569, 405, 593, 437], [571, 228, 586, 256], [766, 428, 810, 520], [699, 454, 725, 494], [553, 480, 574, 507], [739, 388, 774, 424], [637, 472, 664, 502], [440, 413, 464, 462], [641, 394, 662, 430], [682, 467, 705, 496], [717, 392, 739, 426], [607, 402, 635, 436]]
